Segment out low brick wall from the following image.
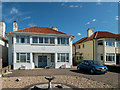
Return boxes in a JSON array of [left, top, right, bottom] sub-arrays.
[[2, 65, 12, 74], [105, 65, 120, 73]]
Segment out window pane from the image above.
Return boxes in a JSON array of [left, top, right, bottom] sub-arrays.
[[50, 37, 55, 44], [39, 37, 43, 43], [16, 53, 19, 60], [20, 53, 26, 62], [45, 37, 48, 43], [16, 36, 19, 43], [57, 53, 60, 62], [66, 53, 69, 62], [26, 36, 30, 43], [51, 54, 54, 62], [21, 37, 25, 43], [61, 38, 65, 44], [66, 38, 69, 45], [79, 45, 81, 49], [61, 53, 65, 62], [27, 53, 30, 60], [83, 44, 84, 48], [57, 37, 60, 44], [32, 37, 38, 43]]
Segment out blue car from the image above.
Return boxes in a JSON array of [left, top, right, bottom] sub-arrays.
[[77, 60, 108, 74]]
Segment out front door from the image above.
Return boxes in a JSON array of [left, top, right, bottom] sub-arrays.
[[38, 55, 47, 68]]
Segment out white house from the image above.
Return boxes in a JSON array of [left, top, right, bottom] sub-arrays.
[[0, 20, 8, 67], [6, 21, 74, 70]]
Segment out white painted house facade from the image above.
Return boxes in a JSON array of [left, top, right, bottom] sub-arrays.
[[6, 21, 74, 70]]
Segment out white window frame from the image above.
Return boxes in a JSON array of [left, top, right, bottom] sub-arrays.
[[106, 53, 115, 62], [16, 53, 30, 63], [57, 53, 69, 62]]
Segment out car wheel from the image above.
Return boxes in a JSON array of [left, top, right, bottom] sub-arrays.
[[90, 69, 94, 74], [77, 66, 80, 71]]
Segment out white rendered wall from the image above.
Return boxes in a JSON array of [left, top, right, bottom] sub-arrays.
[[10, 35, 73, 69]]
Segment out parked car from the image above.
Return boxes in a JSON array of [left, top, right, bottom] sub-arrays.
[[77, 60, 108, 74]]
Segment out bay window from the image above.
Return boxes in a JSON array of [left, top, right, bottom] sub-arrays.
[[57, 37, 69, 45], [106, 53, 115, 62], [16, 53, 30, 63], [57, 53, 69, 62], [117, 41, 120, 48], [106, 40, 115, 46], [16, 35, 30, 44]]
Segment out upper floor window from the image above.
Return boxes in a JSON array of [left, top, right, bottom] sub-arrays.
[[83, 44, 84, 48], [117, 41, 120, 48], [106, 40, 115, 46], [39, 37, 43, 43], [57, 37, 69, 45], [16, 35, 30, 44], [32, 37, 38, 43], [44, 37, 49, 43], [98, 40, 103, 46], [50, 37, 55, 44], [79, 45, 81, 49], [32, 37, 55, 44]]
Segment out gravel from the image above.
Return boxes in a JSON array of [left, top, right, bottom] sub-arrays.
[[2, 75, 114, 88]]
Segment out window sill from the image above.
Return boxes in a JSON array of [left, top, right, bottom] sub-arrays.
[[105, 61, 115, 63], [15, 43, 30, 45], [31, 43, 56, 46]]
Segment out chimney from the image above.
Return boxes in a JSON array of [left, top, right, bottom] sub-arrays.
[[0, 20, 5, 37], [13, 21, 18, 31], [87, 28, 94, 37], [51, 27, 58, 31]]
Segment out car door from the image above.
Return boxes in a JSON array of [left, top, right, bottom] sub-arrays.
[[83, 61, 90, 70]]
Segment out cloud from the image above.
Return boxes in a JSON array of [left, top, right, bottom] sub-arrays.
[[28, 23, 37, 27], [23, 16, 31, 20], [10, 7, 18, 14], [61, 3, 65, 6], [96, 0, 101, 5], [69, 5, 82, 8], [115, 16, 119, 20], [78, 33, 81, 36], [92, 19, 96, 22], [86, 22, 90, 25]]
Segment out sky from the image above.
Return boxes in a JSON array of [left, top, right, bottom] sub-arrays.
[[1, 2, 119, 43]]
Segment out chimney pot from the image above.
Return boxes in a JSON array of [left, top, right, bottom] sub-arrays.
[[13, 21, 18, 31], [87, 28, 94, 37], [51, 27, 58, 31], [0, 20, 5, 37]]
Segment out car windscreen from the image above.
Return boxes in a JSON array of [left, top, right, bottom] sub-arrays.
[[88, 60, 101, 65]]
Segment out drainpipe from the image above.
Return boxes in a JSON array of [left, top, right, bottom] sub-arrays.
[[93, 40, 95, 60]]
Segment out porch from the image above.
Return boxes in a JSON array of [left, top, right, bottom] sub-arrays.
[[33, 53, 55, 68]]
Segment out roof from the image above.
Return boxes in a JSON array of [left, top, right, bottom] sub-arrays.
[[73, 31, 120, 45], [6, 26, 74, 37]]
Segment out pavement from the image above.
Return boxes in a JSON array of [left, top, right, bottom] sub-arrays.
[[4, 67, 119, 88]]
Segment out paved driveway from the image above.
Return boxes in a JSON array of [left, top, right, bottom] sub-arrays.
[[4, 68, 119, 88]]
